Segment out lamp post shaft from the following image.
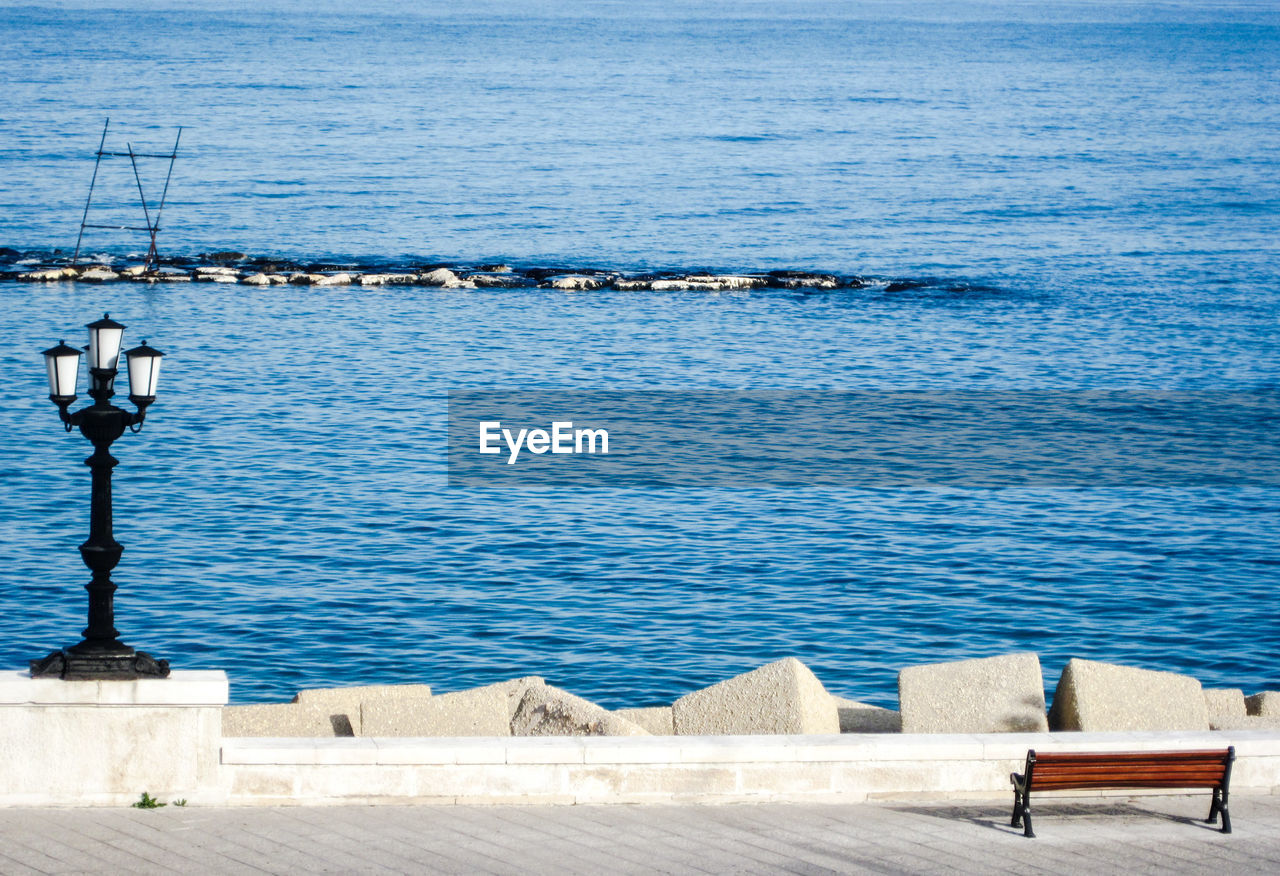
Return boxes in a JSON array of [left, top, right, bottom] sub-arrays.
[[78, 440, 124, 649]]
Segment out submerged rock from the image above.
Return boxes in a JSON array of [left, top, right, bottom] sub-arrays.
[[549, 275, 605, 291], [646, 275, 765, 291], [17, 267, 76, 282], [417, 267, 474, 288], [135, 271, 191, 283], [314, 272, 354, 286], [467, 272, 529, 288], [359, 273, 417, 287], [78, 268, 119, 283], [686, 274, 766, 290], [195, 266, 240, 279], [613, 278, 655, 291], [769, 273, 840, 289], [242, 273, 288, 286]]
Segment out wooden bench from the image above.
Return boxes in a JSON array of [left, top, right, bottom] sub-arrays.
[[1010, 747, 1234, 838]]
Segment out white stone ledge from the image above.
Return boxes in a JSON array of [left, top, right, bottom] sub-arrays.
[[218, 729, 1280, 806], [0, 670, 229, 706], [222, 729, 1280, 768]]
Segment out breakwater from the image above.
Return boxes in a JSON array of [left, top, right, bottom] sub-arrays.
[[0, 249, 961, 293]]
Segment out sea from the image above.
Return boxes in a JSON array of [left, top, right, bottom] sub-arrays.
[[0, 0, 1277, 707]]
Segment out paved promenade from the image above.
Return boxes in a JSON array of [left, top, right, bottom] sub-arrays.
[[1, 794, 1277, 874]]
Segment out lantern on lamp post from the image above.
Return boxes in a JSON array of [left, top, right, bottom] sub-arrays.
[[31, 313, 169, 680]]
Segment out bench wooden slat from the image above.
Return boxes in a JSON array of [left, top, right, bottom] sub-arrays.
[[1031, 766, 1227, 783], [1030, 778, 1225, 791], [1032, 750, 1229, 765]]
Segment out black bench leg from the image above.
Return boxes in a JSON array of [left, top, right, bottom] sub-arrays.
[[1011, 791, 1024, 829], [1022, 801, 1035, 839], [1207, 789, 1232, 834]]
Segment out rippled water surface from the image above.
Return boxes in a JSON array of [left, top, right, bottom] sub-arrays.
[[1, 1, 1278, 705]]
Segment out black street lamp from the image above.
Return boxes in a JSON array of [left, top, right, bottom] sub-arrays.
[[31, 313, 170, 680]]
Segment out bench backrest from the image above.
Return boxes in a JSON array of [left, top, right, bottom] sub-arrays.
[[1026, 748, 1234, 792]]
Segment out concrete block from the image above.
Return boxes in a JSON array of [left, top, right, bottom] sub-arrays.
[[1205, 714, 1280, 731], [294, 683, 432, 706], [1247, 691, 1280, 717], [221, 703, 355, 737], [898, 653, 1048, 734], [616, 706, 674, 736], [1205, 689, 1247, 729], [360, 687, 511, 737], [511, 685, 650, 737], [833, 696, 901, 733], [458, 676, 546, 719], [672, 658, 839, 736], [1048, 658, 1209, 731], [292, 683, 432, 735]]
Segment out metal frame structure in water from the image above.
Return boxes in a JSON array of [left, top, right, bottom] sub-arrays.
[[71, 118, 183, 271]]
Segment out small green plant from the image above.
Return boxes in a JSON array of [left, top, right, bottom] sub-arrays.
[[173, 799, 188, 807], [132, 791, 166, 809]]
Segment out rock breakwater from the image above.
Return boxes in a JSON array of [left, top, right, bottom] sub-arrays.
[[220, 654, 1280, 739], [1, 250, 873, 292]]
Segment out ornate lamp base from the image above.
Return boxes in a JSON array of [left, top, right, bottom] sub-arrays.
[[30, 648, 171, 680]]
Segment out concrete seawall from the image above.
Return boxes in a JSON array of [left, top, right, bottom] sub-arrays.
[[2, 670, 1278, 808], [221, 731, 1280, 808]]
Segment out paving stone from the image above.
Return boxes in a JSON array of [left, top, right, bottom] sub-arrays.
[[832, 696, 902, 733], [671, 657, 839, 736], [1048, 658, 1209, 731], [1204, 688, 1247, 729], [4, 796, 1280, 873], [615, 707, 675, 736], [1247, 691, 1280, 718], [898, 653, 1048, 734], [221, 703, 354, 737], [512, 685, 650, 737], [361, 688, 511, 737]]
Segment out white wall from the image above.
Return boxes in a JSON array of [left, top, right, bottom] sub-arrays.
[[1, 670, 1276, 807]]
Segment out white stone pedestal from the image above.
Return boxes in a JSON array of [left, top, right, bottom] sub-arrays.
[[0, 669, 228, 807]]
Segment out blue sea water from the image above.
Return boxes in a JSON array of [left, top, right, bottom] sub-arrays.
[[1, 0, 1278, 706]]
